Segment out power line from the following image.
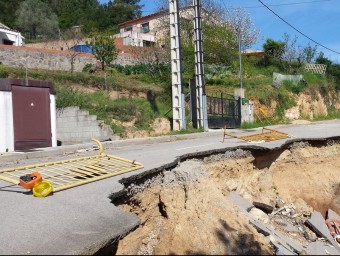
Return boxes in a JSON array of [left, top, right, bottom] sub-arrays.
[[143, 0, 331, 13], [258, 0, 340, 55], [233, 0, 331, 9]]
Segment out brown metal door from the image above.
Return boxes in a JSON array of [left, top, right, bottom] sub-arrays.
[[12, 85, 52, 151]]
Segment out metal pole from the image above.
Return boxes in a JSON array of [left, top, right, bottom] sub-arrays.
[[238, 28, 243, 91], [25, 57, 28, 86]]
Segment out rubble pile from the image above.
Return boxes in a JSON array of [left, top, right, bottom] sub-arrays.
[[231, 193, 340, 255]]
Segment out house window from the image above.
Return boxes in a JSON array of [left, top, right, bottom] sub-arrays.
[[125, 27, 132, 32], [142, 22, 150, 33], [143, 40, 155, 47]]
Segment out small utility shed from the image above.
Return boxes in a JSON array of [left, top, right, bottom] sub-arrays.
[[0, 78, 57, 152], [0, 22, 24, 46]]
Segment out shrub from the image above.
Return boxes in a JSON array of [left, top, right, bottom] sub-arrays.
[[0, 69, 9, 78], [283, 80, 307, 94], [82, 63, 93, 72]]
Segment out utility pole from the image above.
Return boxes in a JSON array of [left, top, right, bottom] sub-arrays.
[[193, 0, 208, 131], [169, 0, 186, 131]]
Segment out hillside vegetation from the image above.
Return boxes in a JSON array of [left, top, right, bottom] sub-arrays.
[[1, 55, 339, 137]]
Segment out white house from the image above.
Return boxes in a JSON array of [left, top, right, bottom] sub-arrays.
[[0, 22, 24, 46], [118, 6, 202, 48]]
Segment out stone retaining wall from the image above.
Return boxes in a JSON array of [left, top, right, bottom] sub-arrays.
[[0, 44, 96, 72], [0, 44, 138, 72]]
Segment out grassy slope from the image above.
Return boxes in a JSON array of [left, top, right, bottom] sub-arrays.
[[1, 61, 339, 135]]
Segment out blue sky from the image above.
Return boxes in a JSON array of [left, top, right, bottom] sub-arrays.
[[100, 0, 340, 62]]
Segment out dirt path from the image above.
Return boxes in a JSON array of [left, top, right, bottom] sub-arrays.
[[114, 142, 340, 255]]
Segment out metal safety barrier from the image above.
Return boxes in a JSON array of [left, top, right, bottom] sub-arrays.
[[223, 127, 290, 143], [0, 139, 144, 193]]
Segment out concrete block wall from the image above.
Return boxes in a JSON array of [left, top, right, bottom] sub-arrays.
[[56, 107, 114, 145]]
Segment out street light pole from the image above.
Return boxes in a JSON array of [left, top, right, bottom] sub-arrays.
[[237, 27, 243, 91]]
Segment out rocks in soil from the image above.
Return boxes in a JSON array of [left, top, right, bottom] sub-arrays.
[[250, 207, 270, 224], [253, 202, 274, 214]]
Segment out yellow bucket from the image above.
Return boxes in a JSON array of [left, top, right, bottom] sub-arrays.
[[32, 180, 53, 197]]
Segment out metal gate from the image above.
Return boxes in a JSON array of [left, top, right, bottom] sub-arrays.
[[206, 92, 241, 128], [12, 85, 52, 150], [0, 139, 144, 194]]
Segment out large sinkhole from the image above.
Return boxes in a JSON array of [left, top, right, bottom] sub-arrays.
[[109, 139, 340, 255]]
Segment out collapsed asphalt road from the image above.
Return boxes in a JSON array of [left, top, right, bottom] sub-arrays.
[[0, 120, 340, 255]]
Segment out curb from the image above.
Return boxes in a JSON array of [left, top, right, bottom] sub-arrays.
[[0, 129, 225, 163]]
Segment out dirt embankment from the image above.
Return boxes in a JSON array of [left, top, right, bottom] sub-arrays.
[[113, 141, 340, 255]]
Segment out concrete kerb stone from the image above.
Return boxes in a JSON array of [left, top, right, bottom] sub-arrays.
[[0, 130, 225, 163]]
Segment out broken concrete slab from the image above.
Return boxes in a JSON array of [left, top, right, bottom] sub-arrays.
[[270, 228, 304, 254], [307, 210, 340, 251], [327, 209, 340, 220], [269, 235, 297, 255], [276, 246, 297, 255], [284, 223, 299, 233], [247, 214, 271, 236], [228, 191, 254, 213], [230, 192, 303, 254], [307, 240, 340, 255]]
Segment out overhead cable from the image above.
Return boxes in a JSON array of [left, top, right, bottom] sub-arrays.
[[234, 0, 331, 9], [258, 0, 340, 55]]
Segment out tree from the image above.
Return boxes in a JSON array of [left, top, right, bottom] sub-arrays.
[[315, 52, 332, 66], [88, 33, 118, 70], [56, 0, 101, 33], [263, 38, 285, 66], [201, 22, 238, 65], [107, 0, 143, 24], [152, 1, 240, 72], [301, 44, 318, 64], [155, 1, 259, 50], [282, 33, 300, 71], [15, 0, 59, 39], [222, 7, 260, 50], [0, 0, 23, 28], [61, 28, 86, 72]]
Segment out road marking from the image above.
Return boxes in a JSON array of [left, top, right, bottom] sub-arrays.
[[176, 143, 216, 151]]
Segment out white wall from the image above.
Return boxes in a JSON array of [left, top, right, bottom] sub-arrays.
[[0, 91, 14, 152], [0, 29, 23, 46], [50, 95, 57, 147], [0, 92, 57, 152]]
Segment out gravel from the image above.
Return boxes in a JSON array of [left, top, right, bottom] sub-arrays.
[[125, 159, 207, 195]]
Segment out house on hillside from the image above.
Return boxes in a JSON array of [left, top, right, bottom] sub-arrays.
[[242, 50, 264, 60], [0, 22, 24, 46], [117, 6, 207, 48]]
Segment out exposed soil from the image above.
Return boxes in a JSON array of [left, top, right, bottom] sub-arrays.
[[113, 141, 340, 255]]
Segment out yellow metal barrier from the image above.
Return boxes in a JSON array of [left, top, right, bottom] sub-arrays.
[[0, 138, 143, 193], [223, 126, 289, 143]]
